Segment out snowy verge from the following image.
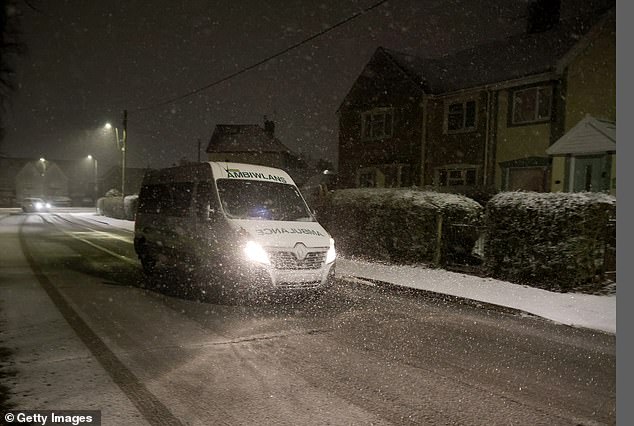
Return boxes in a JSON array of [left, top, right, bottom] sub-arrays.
[[337, 257, 616, 334]]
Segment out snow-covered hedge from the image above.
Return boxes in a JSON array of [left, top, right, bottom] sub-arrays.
[[97, 195, 138, 220], [96, 196, 125, 219], [124, 195, 139, 220], [321, 188, 483, 263], [484, 192, 616, 290]]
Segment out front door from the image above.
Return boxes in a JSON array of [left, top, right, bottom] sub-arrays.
[[571, 155, 610, 192]]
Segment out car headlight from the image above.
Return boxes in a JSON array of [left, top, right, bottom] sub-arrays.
[[244, 241, 270, 265], [326, 238, 336, 264], [45, 202, 51, 208], [34, 202, 43, 209]]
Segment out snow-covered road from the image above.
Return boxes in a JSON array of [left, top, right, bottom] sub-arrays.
[[0, 210, 616, 424]]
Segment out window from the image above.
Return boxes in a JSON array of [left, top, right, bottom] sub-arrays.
[[216, 179, 314, 222], [167, 183, 194, 217], [445, 100, 477, 133], [138, 183, 194, 217], [194, 181, 218, 220], [357, 164, 411, 188], [511, 86, 552, 124], [361, 108, 393, 141], [138, 184, 167, 214], [436, 167, 478, 186]]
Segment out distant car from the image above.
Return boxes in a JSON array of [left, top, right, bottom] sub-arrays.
[[21, 197, 51, 213]]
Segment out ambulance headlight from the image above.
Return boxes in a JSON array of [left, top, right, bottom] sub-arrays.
[[326, 238, 336, 264], [244, 241, 271, 265]]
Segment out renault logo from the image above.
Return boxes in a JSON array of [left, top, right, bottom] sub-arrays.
[[293, 243, 308, 261]]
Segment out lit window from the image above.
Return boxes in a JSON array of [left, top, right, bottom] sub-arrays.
[[446, 100, 477, 133], [512, 86, 552, 124], [361, 108, 394, 141]]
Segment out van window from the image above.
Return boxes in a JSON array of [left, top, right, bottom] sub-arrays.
[[194, 181, 217, 220], [216, 179, 314, 222], [138, 184, 167, 213], [165, 182, 194, 217], [138, 182, 193, 217]]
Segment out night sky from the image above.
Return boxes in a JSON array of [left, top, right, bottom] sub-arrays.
[[2, 0, 533, 172]]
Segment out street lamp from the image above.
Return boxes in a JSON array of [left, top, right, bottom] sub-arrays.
[[38, 158, 47, 199], [104, 110, 127, 195], [87, 155, 98, 202]]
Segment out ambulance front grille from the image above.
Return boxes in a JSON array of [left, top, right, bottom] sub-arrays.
[[269, 251, 326, 270]]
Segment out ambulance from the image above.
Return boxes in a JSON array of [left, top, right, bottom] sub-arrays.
[[133, 162, 336, 301]]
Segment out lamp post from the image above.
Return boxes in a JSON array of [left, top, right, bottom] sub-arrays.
[[87, 155, 98, 202], [38, 157, 47, 199], [104, 110, 127, 195]]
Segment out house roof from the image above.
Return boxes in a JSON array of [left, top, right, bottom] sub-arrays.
[[546, 115, 616, 155], [376, 7, 613, 95], [206, 124, 292, 154]]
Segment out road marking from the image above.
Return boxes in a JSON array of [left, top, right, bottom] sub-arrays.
[[19, 216, 184, 426], [42, 215, 138, 266]]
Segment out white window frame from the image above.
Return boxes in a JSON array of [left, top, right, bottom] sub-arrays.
[[361, 107, 394, 141], [511, 85, 552, 125], [444, 99, 477, 134]]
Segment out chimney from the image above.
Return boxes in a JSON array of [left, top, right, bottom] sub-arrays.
[[263, 116, 275, 138], [527, 0, 560, 34]]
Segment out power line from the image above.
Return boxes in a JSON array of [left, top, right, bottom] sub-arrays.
[[134, 0, 389, 112]]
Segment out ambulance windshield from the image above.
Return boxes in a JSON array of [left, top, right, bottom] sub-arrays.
[[217, 179, 315, 222]]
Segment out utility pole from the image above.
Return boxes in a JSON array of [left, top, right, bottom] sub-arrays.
[[121, 109, 128, 196], [197, 138, 201, 162]]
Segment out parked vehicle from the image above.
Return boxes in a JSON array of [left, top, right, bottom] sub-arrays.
[[21, 197, 51, 213], [134, 162, 336, 301]]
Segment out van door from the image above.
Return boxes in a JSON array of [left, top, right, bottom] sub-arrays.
[[192, 180, 225, 269], [159, 182, 195, 266]]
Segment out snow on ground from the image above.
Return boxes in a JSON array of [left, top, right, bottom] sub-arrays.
[[337, 259, 615, 334], [66, 211, 616, 334]]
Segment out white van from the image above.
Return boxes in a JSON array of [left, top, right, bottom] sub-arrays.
[[134, 162, 336, 300]]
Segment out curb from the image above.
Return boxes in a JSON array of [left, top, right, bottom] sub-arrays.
[[339, 275, 533, 318]]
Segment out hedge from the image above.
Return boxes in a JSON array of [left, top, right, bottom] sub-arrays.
[[484, 191, 616, 290], [96, 196, 125, 219], [96, 195, 138, 220], [320, 188, 483, 264], [124, 195, 139, 220]]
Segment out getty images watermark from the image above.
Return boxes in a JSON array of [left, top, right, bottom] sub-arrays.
[[4, 410, 101, 425]]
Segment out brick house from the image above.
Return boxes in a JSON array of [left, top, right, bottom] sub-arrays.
[[337, 0, 615, 197]]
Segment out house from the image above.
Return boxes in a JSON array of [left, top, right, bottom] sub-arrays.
[[0, 156, 104, 206], [15, 159, 69, 204], [547, 115, 615, 193], [545, 10, 617, 196], [337, 0, 615, 197], [0, 156, 29, 206], [205, 118, 316, 185]]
